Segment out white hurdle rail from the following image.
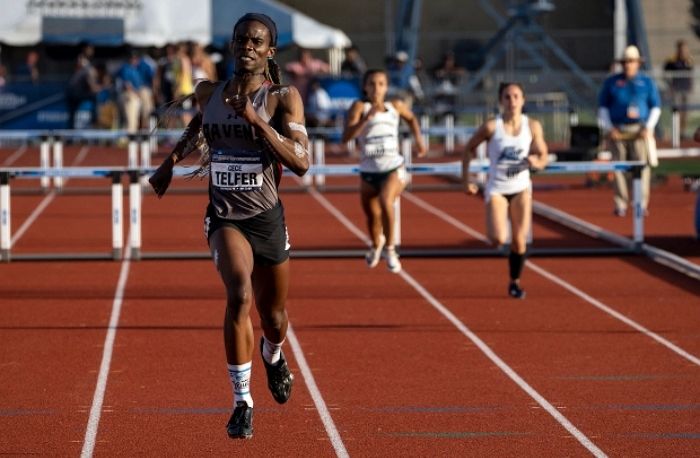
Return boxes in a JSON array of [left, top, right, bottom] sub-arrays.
[[0, 167, 127, 262], [148, 159, 648, 259], [0, 159, 648, 262], [0, 129, 161, 193], [300, 160, 648, 249]]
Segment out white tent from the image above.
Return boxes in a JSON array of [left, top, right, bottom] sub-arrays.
[[211, 0, 351, 50], [0, 0, 351, 70]]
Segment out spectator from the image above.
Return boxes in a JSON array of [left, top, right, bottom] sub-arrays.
[[431, 51, 466, 116], [154, 44, 177, 106], [598, 45, 661, 217], [432, 51, 466, 85], [136, 50, 156, 130], [173, 42, 194, 124], [95, 63, 118, 129], [386, 50, 424, 107], [16, 50, 40, 84], [664, 39, 694, 139], [0, 65, 7, 90], [341, 45, 366, 78], [65, 49, 99, 129], [305, 78, 333, 128], [116, 51, 145, 133], [190, 42, 217, 82], [284, 47, 330, 102]]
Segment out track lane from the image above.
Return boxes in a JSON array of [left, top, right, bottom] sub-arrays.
[[0, 261, 124, 456], [284, 190, 608, 453], [2, 163, 698, 456]]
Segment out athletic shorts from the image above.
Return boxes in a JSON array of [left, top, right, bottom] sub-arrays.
[[485, 185, 531, 204], [360, 166, 402, 191], [204, 202, 290, 266]]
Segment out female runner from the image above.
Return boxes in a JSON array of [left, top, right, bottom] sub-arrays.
[[149, 13, 308, 439], [342, 69, 426, 272], [462, 82, 548, 298]]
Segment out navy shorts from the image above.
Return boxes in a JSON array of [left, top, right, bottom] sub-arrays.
[[204, 202, 290, 266], [360, 167, 400, 191]]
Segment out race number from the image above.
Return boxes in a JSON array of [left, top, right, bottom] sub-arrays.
[[211, 156, 263, 191]]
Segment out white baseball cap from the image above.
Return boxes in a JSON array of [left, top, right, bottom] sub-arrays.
[[618, 45, 643, 62]]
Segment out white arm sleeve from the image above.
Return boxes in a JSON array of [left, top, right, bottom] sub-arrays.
[[645, 107, 661, 130], [597, 107, 613, 131]]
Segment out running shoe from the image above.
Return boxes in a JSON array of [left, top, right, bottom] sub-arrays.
[[226, 401, 253, 439], [508, 282, 526, 299], [260, 337, 294, 404], [385, 246, 402, 273], [365, 234, 386, 268], [613, 208, 626, 217]]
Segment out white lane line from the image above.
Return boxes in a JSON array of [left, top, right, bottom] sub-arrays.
[[11, 194, 55, 246], [10, 146, 90, 247], [308, 188, 606, 457], [288, 180, 350, 456], [2, 144, 27, 166], [309, 186, 369, 244], [527, 262, 700, 366], [399, 269, 606, 457], [81, 233, 131, 457], [286, 323, 349, 458], [402, 192, 490, 243], [405, 192, 700, 367]]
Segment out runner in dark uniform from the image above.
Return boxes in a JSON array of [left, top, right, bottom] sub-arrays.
[[148, 13, 308, 439]]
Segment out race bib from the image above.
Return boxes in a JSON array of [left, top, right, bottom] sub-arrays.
[[211, 156, 263, 191], [364, 137, 399, 158]]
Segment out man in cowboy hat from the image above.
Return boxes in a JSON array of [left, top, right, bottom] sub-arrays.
[[598, 45, 661, 217]]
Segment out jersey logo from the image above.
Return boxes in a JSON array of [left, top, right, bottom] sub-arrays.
[[497, 146, 524, 162]]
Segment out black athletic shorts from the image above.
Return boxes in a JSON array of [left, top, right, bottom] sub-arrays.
[[204, 202, 290, 266], [360, 167, 400, 191]]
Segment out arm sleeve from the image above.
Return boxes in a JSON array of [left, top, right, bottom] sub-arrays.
[[597, 107, 613, 131], [645, 107, 661, 130]]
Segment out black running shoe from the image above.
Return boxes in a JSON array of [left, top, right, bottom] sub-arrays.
[[227, 401, 253, 439], [260, 337, 294, 404], [508, 282, 526, 299]]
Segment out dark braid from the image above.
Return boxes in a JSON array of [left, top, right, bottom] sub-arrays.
[[267, 58, 282, 84]]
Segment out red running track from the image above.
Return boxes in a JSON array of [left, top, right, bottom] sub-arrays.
[[1, 144, 699, 456]]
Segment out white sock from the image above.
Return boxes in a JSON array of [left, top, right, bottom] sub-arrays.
[[262, 336, 284, 365], [227, 362, 253, 407]]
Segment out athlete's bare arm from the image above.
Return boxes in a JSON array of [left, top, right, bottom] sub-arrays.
[[462, 119, 495, 194], [149, 81, 216, 198], [341, 100, 375, 143], [227, 84, 309, 177], [391, 99, 427, 157], [527, 118, 549, 170]]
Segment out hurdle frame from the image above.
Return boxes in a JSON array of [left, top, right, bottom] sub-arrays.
[[0, 167, 127, 262]]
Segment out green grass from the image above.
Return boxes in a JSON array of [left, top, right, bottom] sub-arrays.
[[655, 158, 700, 176]]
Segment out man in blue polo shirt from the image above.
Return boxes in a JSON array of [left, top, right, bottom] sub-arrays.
[[598, 45, 661, 217], [116, 51, 144, 134]]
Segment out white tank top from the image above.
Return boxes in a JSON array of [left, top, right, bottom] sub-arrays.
[[358, 101, 404, 173], [485, 115, 532, 196]]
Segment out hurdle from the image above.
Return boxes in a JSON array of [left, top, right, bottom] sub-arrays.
[[0, 160, 649, 262], [0, 167, 127, 262], [121, 160, 646, 260], [0, 129, 162, 192]]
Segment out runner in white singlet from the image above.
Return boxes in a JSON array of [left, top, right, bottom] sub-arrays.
[[462, 82, 548, 299], [342, 69, 427, 273]]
